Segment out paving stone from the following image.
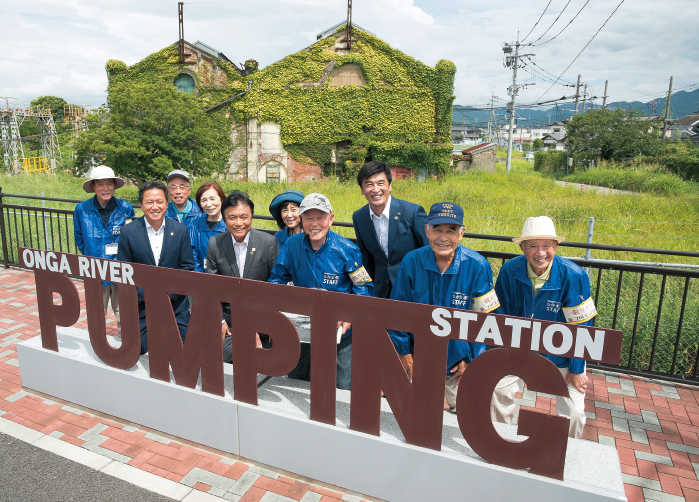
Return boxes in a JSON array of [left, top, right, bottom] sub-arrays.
[[77, 423, 109, 442], [514, 398, 535, 408], [259, 493, 297, 502], [42, 399, 56, 405], [219, 456, 235, 466], [0, 410, 6, 417], [598, 435, 616, 448], [3, 358, 19, 367], [693, 462, 699, 480], [643, 410, 661, 425], [49, 431, 64, 439], [248, 466, 280, 480], [0, 350, 13, 358], [651, 388, 681, 400], [61, 405, 83, 415], [605, 375, 620, 383], [208, 487, 228, 497], [585, 411, 596, 420], [6, 390, 27, 402], [635, 450, 673, 466], [608, 387, 637, 397], [594, 401, 626, 412], [522, 389, 536, 401], [4, 323, 27, 332], [122, 425, 137, 433], [612, 416, 630, 433], [9, 302, 25, 307], [628, 420, 663, 433], [228, 472, 261, 496], [630, 427, 650, 445], [0, 318, 16, 323], [668, 441, 699, 456], [18, 305, 37, 312], [620, 379, 636, 392], [144, 432, 171, 444], [299, 493, 323, 502], [341, 495, 363, 502], [81, 434, 131, 463], [622, 473, 662, 490], [642, 488, 686, 502], [222, 494, 241, 502], [181, 467, 236, 491]]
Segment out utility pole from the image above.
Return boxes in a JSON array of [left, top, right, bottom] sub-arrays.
[[661, 76, 673, 140], [602, 80, 609, 108], [581, 84, 588, 114], [573, 74, 582, 114], [503, 33, 535, 173], [178, 2, 185, 64]]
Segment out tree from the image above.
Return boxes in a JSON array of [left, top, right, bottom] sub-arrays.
[[74, 82, 233, 183], [31, 96, 67, 119], [533, 138, 544, 149], [566, 107, 662, 164]]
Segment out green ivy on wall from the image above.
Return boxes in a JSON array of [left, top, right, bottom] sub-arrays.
[[104, 27, 456, 177]]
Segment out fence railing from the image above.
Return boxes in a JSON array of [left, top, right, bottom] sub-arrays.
[[1, 188, 698, 386]]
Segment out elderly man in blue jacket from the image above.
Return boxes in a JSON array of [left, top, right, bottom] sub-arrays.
[[164, 169, 202, 230], [269, 193, 374, 390], [389, 202, 500, 412], [74, 165, 135, 340], [352, 161, 428, 298], [493, 216, 596, 438]]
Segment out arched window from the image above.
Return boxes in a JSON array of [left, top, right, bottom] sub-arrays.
[[328, 64, 366, 87], [259, 161, 286, 183], [174, 73, 195, 94]]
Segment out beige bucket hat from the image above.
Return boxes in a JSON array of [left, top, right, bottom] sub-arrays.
[[512, 216, 566, 244], [82, 165, 125, 193]]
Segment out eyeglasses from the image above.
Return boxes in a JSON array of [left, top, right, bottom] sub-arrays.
[[168, 184, 190, 191]]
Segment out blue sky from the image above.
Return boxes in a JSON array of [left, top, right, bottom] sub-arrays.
[[1, 0, 697, 110]]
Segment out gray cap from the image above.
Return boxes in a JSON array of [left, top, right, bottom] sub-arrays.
[[167, 169, 190, 183], [299, 193, 332, 214]]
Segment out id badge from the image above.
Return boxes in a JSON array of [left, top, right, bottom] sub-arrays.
[[105, 243, 118, 256]]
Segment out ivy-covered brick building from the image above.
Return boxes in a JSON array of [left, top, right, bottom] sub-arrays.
[[106, 24, 455, 182]]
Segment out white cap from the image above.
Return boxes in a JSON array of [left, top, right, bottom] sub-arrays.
[[82, 165, 125, 193], [512, 216, 566, 244], [299, 193, 332, 214]]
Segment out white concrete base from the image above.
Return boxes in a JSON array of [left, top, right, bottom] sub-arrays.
[[17, 328, 626, 502]]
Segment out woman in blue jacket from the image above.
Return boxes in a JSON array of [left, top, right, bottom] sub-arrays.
[[269, 190, 304, 248], [189, 181, 227, 273]]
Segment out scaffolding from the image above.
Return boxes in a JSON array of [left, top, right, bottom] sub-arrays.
[[0, 97, 63, 174]]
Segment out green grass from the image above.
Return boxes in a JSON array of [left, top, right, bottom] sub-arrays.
[[558, 162, 699, 197]]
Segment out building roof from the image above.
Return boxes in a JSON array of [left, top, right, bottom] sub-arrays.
[[675, 114, 699, 127], [542, 132, 566, 142], [462, 142, 495, 154], [192, 40, 232, 64], [317, 21, 374, 40]]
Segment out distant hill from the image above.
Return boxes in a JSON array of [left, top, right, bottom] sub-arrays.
[[453, 88, 699, 129]]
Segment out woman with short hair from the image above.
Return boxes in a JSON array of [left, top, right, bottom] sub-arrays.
[[269, 190, 305, 248], [189, 181, 227, 272]]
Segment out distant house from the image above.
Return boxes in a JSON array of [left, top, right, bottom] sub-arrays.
[[549, 121, 567, 134], [542, 132, 566, 151], [674, 114, 699, 143], [452, 142, 496, 173]]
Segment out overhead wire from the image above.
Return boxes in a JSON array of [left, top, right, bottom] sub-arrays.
[[534, 0, 591, 46], [530, 0, 574, 44], [521, 0, 553, 42], [533, 0, 626, 103]]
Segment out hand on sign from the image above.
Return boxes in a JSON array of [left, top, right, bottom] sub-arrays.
[[221, 322, 230, 343], [337, 321, 351, 335], [399, 353, 414, 381], [449, 360, 468, 386], [566, 371, 588, 393]]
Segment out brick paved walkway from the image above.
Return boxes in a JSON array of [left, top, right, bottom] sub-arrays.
[[2, 268, 699, 501]]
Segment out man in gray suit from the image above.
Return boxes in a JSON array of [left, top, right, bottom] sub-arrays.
[[206, 190, 280, 363]]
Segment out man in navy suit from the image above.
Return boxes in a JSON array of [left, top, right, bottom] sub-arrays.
[[117, 180, 195, 354], [352, 161, 428, 298]]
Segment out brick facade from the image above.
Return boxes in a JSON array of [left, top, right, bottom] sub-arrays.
[[287, 157, 322, 182]]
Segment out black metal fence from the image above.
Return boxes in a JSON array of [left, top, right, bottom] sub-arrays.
[[1, 189, 698, 385]]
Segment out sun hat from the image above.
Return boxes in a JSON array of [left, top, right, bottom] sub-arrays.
[[167, 169, 190, 184], [269, 190, 305, 221], [82, 165, 125, 193], [426, 202, 464, 226], [299, 193, 332, 214], [512, 216, 566, 244]]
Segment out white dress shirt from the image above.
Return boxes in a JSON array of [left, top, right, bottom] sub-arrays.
[[145, 218, 165, 266], [369, 195, 391, 258], [232, 231, 251, 277]]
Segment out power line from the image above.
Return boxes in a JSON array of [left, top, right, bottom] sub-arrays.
[[534, 0, 625, 103], [521, 0, 553, 42], [534, 0, 591, 46], [530, 0, 573, 44]]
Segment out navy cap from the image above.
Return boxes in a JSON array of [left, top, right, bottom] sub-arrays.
[[427, 202, 464, 226]]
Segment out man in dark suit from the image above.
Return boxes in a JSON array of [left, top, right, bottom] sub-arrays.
[[352, 161, 429, 298], [206, 190, 280, 363], [117, 180, 195, 354]]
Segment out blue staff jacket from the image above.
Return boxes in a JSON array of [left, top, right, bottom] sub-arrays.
[[73, 196, 135, 286], [165, 198, 202, 230], [494, 254, 596, 374], [269, 230, 374, 339], [389, 244, 498, 373], [189, 215, 227, 272], [274, 227, 297, 249]]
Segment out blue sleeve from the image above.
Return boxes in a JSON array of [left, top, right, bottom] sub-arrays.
[[126, 203, 135, 219], [189, 228, 204, 273], [388, 261, 414, 355], [346, 245, 374, 297], [568, 269, 595, 374], [269, 244, 294, 284], [493, 264, 511, 316], [412, 205, 429, 247], [73, 205, 85, 255]]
